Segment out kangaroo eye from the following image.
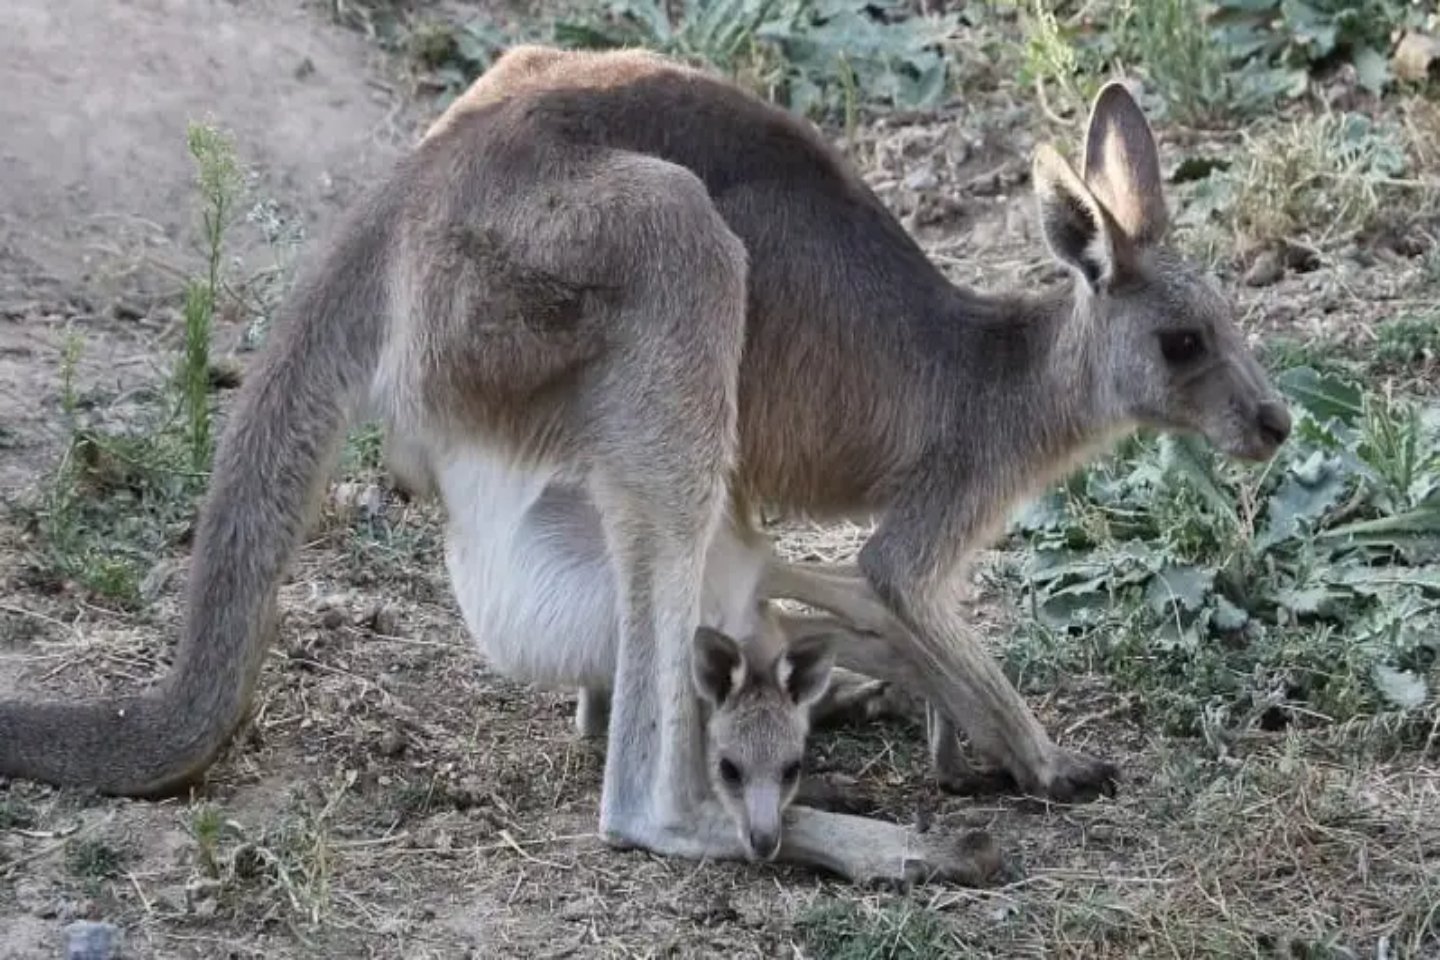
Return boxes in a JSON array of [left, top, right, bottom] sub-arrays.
[[1159, 330, 1205, 365], [718, 758, 742, 787], [781, 762, 801, 784]]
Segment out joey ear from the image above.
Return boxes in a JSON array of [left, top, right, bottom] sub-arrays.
[[692, 626, 745, 706], [775, 633, 835, 709], [1081, 81, 1168, 246], [1033, 143, 1117, 289]]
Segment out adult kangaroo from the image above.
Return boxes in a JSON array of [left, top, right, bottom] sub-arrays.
[[0, 45, 1289, 884]]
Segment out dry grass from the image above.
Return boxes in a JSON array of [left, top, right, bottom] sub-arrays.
[[1224, 110, 1440, 254], [3, 493, 1436, 957]]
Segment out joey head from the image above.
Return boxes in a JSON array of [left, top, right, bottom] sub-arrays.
[[690, 624, 834, 861]]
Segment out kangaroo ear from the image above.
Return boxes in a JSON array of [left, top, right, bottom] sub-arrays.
[[776, 633, 835, 709], [1033, 143, 1118, 290], [1082, 81, 1168, 247], [692, 626, 745, 706]]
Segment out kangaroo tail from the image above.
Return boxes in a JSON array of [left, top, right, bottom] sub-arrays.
[[0, 174, 404, 797]]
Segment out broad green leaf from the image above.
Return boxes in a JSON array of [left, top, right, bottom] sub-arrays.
[[1281, 0, 1338, 57], [1255, 452, 1346, 551], [1351, 45, 1390, 95], [1146, 565, 1215, 615], [1336, 565, 1440, 595], [1320, 505, 1440, 541], [1160, 434, 1238, 524], [1277, 367, 1364, 424], [1012, 492, 1068, 533], [1372, 663, 1428, 710], [1212, 594, 1250, 632], [1276, 584, 1334, 617]]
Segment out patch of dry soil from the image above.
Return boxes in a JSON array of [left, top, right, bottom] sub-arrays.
[[0, 0, 417, 495]]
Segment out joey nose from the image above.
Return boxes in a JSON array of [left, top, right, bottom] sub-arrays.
[[749, 828, 781, 861], [1257, 401, 1292, 447]]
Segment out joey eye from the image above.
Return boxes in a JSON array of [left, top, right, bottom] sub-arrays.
[[781, 762, 802, 785], [718, 758, 742, 787], [1159, 329, 1205, 365]]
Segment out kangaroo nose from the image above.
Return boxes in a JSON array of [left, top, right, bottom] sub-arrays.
[[748, 828, 781, 861], [1257, 401, 1292, 447]]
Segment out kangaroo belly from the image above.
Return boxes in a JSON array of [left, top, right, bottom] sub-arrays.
[[434, 442, 774, 690]]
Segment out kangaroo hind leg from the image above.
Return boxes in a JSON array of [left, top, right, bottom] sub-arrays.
[[551, 154, 751, 860]]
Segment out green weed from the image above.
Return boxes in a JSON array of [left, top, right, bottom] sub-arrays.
[[554, 0, 959, 118], [64, 837, 130, 882], [18, 128, 247, 610], [998, 363, 1440, 738], [797, 898, 954, 960], [1376, 311, 1440, 370], [0, 796, 36, 830], [189, 803, 228, 879], [1212, 0, 1426, 96], [180, 122, 243, 472], [376, 0, 958, 120], [1116, 0, 1282, 126]]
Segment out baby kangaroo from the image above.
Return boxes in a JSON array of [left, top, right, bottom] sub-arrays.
[[691, 619, 834, 862]]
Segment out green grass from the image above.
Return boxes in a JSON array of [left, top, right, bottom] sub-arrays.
[[798, 899, 954, 960], [64, 837, 130, 882]]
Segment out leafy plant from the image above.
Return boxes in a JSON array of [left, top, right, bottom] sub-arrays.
[[1376, 310, 1440, 370], [1001, 365, 1440, 736], [555, 0, 960, 118], [1212, 0, 1426, 95], [1117, 0, 1295, 124]]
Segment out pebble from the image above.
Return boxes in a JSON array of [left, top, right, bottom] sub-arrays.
[[64, 921, 121, 960]]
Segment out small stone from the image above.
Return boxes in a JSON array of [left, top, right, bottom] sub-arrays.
[[64, 920, 121, 960], [1243, 249, 1283, 287]]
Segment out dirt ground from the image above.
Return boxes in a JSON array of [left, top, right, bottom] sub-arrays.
[[1, 2, 1437, 959]]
